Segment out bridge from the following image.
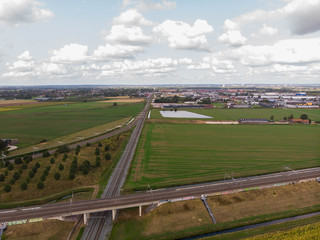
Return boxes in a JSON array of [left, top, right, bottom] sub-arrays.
[[1, 167, 319, 224]]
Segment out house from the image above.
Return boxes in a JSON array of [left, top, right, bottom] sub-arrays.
[[289, 119, 309, 124], [238, 119, 269, 124]]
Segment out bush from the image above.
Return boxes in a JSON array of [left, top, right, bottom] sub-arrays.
[[40, 175, 46, 181], [46, 166, 51, 171], [43, 169, 49, 176], [42, 151, 50, 158], [95, 159, 101, 167], [9, 178, 15, 185], [82, 167, 89, 175], [14, 157, 23, 165], [56, 145, 70, 154], [95, 148, 100, 156], [50, 158, 55, 164], [69, 173, 75, 180], [0, 174, 5, 182], [26, 176, 31, 183], [28, 171, 35, 178], [58, 164, 64, 171], [22, 163, 27, 170], [37, 181, 44, 190], [32, 166, 37, 174], [20, 182, 27, 190], [4, 169, 8, 176], [23, 155, 32, 164], [104, 145, 109, 151], [7, 164, 14, 171], [54, 173, 61, 180], [13, 172, 20, 180], [104, 153, 111, 160], [98, 142, 102, 147], [86, 142, 91, 147], [35, 162, 40, 169], [4, 184, 11, 193]]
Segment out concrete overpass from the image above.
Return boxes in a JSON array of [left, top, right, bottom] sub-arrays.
[[1, 167, 319, 224]]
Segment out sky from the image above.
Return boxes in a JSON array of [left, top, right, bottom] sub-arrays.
[[0, 0, 320, 86]]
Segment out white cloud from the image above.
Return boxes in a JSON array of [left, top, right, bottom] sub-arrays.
[[6, 51, 34, 71], [153, 19, 213, 51], [93, 44, 143, 60], [35, 62, 66, 75], [259, 24, 278, 36], [218, 30, 247, 47], [222, 38, 320, 67], [114, 9, 153, 26], [106, 25, 153, 45], [232, 0, 320, 35], [50, 43, 88, 63], [0, 0, 53, 26], [188, 56, 234, 73], [123, 0, 176, 11]]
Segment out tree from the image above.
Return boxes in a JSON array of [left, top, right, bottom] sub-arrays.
[[113, 102, 117, 106], [0, 140, 7, 150], [35, 162, 40, 169], [300, 114, 308, 120], [26, 176, 31, 183], [42, 150, 50, 158], [69, 173, 75, 180], [14, 157, 23, 165], [58, 164, 64, 171], [82, 167, 89, 175], [28, 171, 35, 178], [54, 173, 61, 180], [98, 142, 102, 147], [23, 155, 32, 163], [40, 175, 46, 182], [95, 147, 100, 156], [50, 158, 55, 164], [22, 163, 27, 170], [56, 145, 70, 154], [283, 116, 288, 120], [104, 145, 109, 151], [86, 142, 91, 147], [7, 163, 14, 171], [32, 166, 38, 174], [4, 184, 11, 193], [37, 181, 44, 190], [270, 115, 274, 121], [0, 174, 5, 182], [105, 153, 111, 160], [95, 158, 101, 167], [288, 114, 294, 120], [20, 182, 27, 190], [13, 172, 20, 180]]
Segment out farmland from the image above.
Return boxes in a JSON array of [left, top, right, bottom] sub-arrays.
[[150, 108, 320, 121], [125, 123, 320, 190], [1, 101, 144, 148]]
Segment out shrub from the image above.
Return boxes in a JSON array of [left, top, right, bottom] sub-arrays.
[[54, 173, 61, 180], [9, 178, 15, 185], [104, 153, 111, 160], [104, 145, 109, 151], [14, 157, 23, 165], [50, 158, 55, 164], [32, 166, 37, 174], [13, 172, 20, 180], [20, 182, 27, 190], [7, 164, 14, 171], [35, 162, 40, 169], [4, 169, 8, 176], [28, 171, 35, 178], [40, 175, 46, 182], [42, 151, 50, 158], [0, 174, 5, 182], [98, 142, 102, 147], [95, 159, 101, 167], [82, 167, 89, 175], [69, 173, 75, 180], [18, 168, 23, 174], [86, 142, 91, 147], [37, 181, 44, 190], [95, 148, 100, 156], [56, 145, 70, 154], [26, 176, 31, 183], [58, 164, 64, 171], [4, 184, 11, 193], [23, 155, 32, 163], [22, 163, 27, 170]]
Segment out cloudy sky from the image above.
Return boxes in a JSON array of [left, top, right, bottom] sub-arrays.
[[0, 0, 320, 85]]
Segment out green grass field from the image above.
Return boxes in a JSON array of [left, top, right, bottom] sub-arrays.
[[125, 123, 320, 190], [1, 101, 144, 148], [151, 108, 320, 121]]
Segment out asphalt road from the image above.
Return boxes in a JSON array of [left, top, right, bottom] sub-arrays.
[[1, 167, 320, 224]]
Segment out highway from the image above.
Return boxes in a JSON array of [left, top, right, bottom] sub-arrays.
[[81, 95, 152, 240], [1, 167, 320, 224]]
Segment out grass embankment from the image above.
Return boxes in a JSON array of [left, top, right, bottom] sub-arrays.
[[3, 220, 74, 240], [1, 101, 144, 148], [151, 108, 320, 121], [125, 123, 320, 191], [0, 131, 131, 204], [110, 181, 320, 240]]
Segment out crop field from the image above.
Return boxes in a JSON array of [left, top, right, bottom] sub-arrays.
[[1, 101, 144, 148], [150, 108, 320, 121], [125, 123, 320, 190]]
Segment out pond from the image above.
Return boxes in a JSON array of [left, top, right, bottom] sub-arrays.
[[160, 110, 212, 118]]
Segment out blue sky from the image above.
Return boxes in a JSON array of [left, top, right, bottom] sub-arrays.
[[0, 0, 320, 85]]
